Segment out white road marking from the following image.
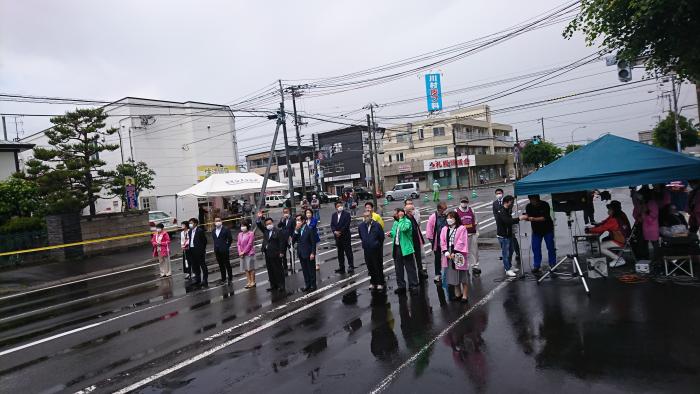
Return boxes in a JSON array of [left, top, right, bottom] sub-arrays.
[[369, 280, 511, 393], [103, 265, 398, 394]]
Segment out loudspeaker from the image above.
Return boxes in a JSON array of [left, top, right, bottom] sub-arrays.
[[552, 191, 589, 213]]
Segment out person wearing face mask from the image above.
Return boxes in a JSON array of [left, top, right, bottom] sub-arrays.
[[256, 211, 287, 292], [211, 216, 233, 285], [440, 212, 469, 302], [404, 199, 421, 223], [492, 188, 521, 264], [278, 208, 295, 274], [495, 196, 520, 278], [304, 208, 322, 271], [457, 197, 480, 275], [237, 219, 256, 288], [310, 194, 321, 221], [179, 221, 191, 280], [359, 210, 386, 291], [187, 218, 208, 287], [388, 208, 418, 294], [426, 201, 448, 283], [293, 214, 318, 292], [151, 223, 172, 277], [331, 201, 354, 273]]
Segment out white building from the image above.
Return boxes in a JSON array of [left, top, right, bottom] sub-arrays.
[[0, 139, 34, 180], [20, 97, 238, 221]]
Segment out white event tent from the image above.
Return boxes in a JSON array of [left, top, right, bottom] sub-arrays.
[[176, 172, 287, 198]]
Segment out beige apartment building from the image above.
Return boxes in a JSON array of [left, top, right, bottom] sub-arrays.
[[381, 105, 515, 192]]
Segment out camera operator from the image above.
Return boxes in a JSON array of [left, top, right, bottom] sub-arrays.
[[519, 194, 555, 274]]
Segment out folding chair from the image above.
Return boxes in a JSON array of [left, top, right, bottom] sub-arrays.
[[610, 222, 638, 267]]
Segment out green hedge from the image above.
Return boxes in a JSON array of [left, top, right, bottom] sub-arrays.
[[0, 217, 45, 234]]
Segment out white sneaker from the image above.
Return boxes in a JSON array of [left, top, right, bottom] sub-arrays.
[[511, 267, 520, 273], [609, 258, 626, 268], [505, 270, 517, 277]]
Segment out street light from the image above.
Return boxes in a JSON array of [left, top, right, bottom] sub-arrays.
[[570, 126, 587, 144]]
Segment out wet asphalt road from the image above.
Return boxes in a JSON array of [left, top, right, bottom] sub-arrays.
[[1, 185, 699, 393]]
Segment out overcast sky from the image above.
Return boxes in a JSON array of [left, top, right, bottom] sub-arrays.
[[1, 0, 697, 154]]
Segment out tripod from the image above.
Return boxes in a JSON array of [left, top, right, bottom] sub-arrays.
[[537, 211, 590, 295]]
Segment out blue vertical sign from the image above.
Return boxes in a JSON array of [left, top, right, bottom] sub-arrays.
[[424, 73, 443, 112]]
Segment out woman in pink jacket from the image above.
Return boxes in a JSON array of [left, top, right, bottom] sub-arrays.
[[237, 218, 257, 288], [440, 211, 469, 303], [151, 223, 172, 277], [641, 192, 660, 262]]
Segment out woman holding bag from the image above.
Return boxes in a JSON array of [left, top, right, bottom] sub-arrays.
[[440, 211, 469, 303], [151, 223, 172, 277]]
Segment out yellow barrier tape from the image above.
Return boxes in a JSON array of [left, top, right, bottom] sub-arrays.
[[0, 215, 249, 257]]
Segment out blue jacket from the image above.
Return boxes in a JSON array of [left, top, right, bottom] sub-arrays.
[[212, 226, 233, 253], [293, 224, 317, 259], [358, 220, 384, 250], [330, 210, 352, 238]]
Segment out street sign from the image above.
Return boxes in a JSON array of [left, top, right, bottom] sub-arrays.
[[424, 73, 443, 112], [124, 176, 135, 186], [315, 159, 320, 165]]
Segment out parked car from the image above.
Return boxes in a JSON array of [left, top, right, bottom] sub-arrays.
[[304, 191, 339, 204], [265, 195, 286, 208], [342, 187, 372, 201], [385, 182, 420, 201], [149, 211, 179, 233]]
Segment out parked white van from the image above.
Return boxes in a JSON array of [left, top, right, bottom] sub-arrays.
[[265, 195, 286, 208], [385, 182, 420, 201]]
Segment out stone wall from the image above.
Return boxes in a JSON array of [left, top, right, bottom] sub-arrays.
[[80, 210, 150, 256], [46, 213, 84, 261]]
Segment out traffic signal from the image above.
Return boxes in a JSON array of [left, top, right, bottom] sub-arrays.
[[617, 60, 632, 82]]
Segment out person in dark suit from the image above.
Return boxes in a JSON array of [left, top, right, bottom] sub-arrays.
[[359, 210, 385, 291], [292, 214, 318, 291], [211, 216, 233, 285], [492, 188, 521, 263], [330, 201, 354, 273], [256, 211, 286, 292], [187, 217, 208, 287], [278, 207, 295, 273]]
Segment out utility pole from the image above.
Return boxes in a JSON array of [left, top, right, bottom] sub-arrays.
[[540, 117, 546, 141], [279, 80, 296, 214], [452, 127, 461, 191], [2, 116, 7, 141], [289, 86, 308, 197], [514, 128, 520, 180], [368, 104, 382, 194], [312, 133, 321, 191], [366, 114, 378, 209], [671, 74, 682, 152], [257, 107, 283, 211]]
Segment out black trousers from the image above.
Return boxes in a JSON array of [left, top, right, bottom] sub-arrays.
[[215, 249, 232, 281], [265, 251, 285, 290], [583, 208, 595, 224], [393, 245, 418, 289], [299, 256, 316, 289], [433, 249, 442, 276], [336, 235, 354, 270], [187, 249, 208, 283], [364, 247, 385, 286]]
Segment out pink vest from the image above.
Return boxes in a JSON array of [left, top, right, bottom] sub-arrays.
[[457, 207, 477, 234]]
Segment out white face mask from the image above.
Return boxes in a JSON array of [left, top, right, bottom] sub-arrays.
[[215, 221, 222, 228], [283, 213, 290, 218], [447, 218, 456, 226], [240, 226, 248, 232], [296, 221, 303, 226], [460, 203, 468, 209], [189, 223, 194, 229], [496, 194, 503, 200], [266, 224, 274, 231], [156, 228, 162, 233], [337, 206, 344, 212], [312, 196, 317, 199]]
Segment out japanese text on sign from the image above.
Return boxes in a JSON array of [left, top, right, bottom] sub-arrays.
[[424, 73, 443, 112]]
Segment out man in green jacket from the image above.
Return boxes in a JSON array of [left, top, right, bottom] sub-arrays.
[[432, 180, 441, 202], [388, 208, 419, 294]]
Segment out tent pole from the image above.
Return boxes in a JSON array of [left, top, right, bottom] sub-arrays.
[[257, 107, 283, 212]]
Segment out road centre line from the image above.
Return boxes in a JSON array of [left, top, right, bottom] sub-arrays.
[[369, 280, 511, 393]]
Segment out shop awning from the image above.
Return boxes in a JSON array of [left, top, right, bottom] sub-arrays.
[[514, 134, 700, 196], [177, 172, 287, 198]]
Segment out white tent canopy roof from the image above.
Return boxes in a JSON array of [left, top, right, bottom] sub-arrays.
[[176, 172, 287, 198]]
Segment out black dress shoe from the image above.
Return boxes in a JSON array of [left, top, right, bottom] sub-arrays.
[[394, 288, 407, 295], [266, 287, 277, 292], [347, 268, 355, 274], [335, 268, 346, 274], [202, 282, 209, 287]]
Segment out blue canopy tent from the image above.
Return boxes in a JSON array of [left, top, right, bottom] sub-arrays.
[[515, 134, 700, 196]]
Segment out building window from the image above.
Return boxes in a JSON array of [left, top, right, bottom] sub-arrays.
[[433, 127, 445, 137], [388, 155, 392, 163], [396, 132, 408, 143], [434, 147, 448, 157], [395, 152, 404, 162], [418, 128, 424, 140]]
